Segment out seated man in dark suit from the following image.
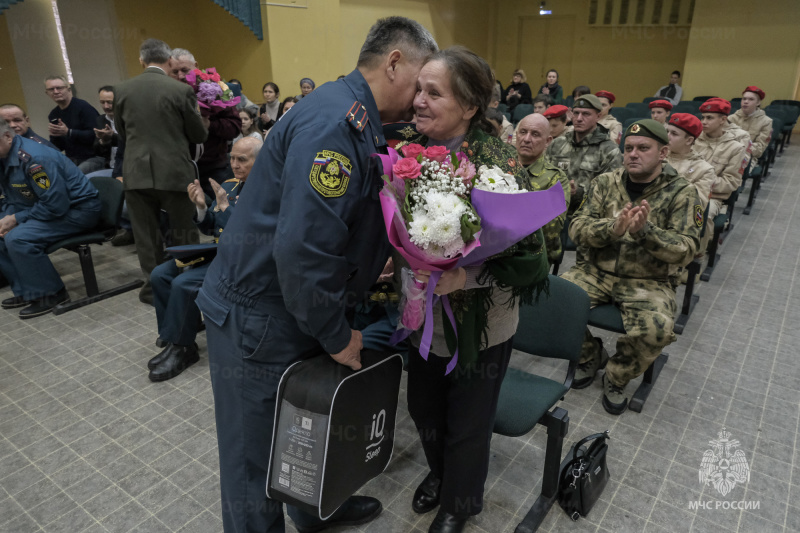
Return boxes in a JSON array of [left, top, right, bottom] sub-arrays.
[[147, 136, 261, 381]]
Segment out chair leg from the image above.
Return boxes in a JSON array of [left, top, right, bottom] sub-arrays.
[[744, 172, 760, 215], [629, 353, 668, 413], [674, 261, 700, 335], [77, 245, 99, 297], [700, 227, 722, 281], [513, 407, 569, 533]]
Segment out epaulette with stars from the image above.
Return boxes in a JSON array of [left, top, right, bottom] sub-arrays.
[[346, 101, 369, 133], [17, 149, 31, 164]]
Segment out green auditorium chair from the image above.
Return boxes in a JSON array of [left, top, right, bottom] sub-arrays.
[[625, 102, 649, 117], [512, 103, 535, 124], [770, 99, 800, 144], [642, 97, 659, 104], [693, 96, 718, 102], [675, 203, 708, 332], [585, 304, 668, 413], [47, 173, 144, 314], [700, 188, 739, 282], [609, 107, 634, 123], [673, 101, 701, 113], [494, 275, 590, 533]]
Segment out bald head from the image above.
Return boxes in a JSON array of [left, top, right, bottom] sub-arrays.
[[515, 113, 552, 165], [230, 136, 263, 181]]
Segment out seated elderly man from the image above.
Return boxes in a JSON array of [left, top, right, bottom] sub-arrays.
[[147, 137, 262, 382], [561, 120, 701, 415], [515, 113, 570, 264], [0, 118, 101, 318], [0, 104, 58, 150]]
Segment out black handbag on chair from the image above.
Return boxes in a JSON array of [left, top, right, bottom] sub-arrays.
[[557, 431, 610, 521]]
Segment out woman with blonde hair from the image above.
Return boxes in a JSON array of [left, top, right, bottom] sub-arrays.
[[504, 68, 532, 113]]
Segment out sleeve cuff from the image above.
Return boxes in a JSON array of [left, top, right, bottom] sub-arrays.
[[196, 206, 207, 222], [463, 265, 492, 290], [14, 210, 29, 224], [319, 319, 352, 355]]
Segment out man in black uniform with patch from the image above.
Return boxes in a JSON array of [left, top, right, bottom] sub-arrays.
[[195, 17, 437, 533]]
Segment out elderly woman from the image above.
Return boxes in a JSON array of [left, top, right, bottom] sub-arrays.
[[296, 77, 315, 99], [404, 46, 549, 533]]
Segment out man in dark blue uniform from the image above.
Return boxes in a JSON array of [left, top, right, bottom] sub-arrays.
[[195, 17, 437, 533], [0, 118, 101, 318], [148, 137, 261, 382]]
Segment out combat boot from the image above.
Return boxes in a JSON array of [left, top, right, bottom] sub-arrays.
[[602, 374, 628, 415], [571, 337, 608, 389]]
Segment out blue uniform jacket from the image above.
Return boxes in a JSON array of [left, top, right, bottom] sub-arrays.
[[0, 135, 99, 223], [198, 69, 390, 355], [194, 178, 243, 241]]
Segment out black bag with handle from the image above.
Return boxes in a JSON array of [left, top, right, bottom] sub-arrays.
[[557, 431, 610, 521]]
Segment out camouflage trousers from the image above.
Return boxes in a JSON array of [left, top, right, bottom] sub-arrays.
[[561, 265, 677, 387]]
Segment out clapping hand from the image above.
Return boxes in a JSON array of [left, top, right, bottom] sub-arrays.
[[612, 201, 650, 237], [209, 179, 229, 212], [187, 179, 207, 209], [542, 87, 550, 95]]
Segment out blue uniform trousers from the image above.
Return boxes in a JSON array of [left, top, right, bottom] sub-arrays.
[[0, 200, 101, 301], [151, 260, 207, 346], [199, 288, 355, 533]]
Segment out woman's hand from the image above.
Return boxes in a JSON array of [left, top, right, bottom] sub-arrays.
[[414, 268, 467, 296], [542, 87, 550, 95]]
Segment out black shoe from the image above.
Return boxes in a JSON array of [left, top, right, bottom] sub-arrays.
[[413, 471, 441, 514], [19, 289, 69, 319], [155, 337, 167, 349], [148, 344, 199, 382], [139, 288, 153, 306], [2, 295, 30, 309], [111, 229, 135, 246], [148, 342, 197, 369], [571, 337, 609, 390], [428, 509, 467, 533], [294, 496, 382, 533]]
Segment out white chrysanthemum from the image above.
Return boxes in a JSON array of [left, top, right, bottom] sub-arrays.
[[474, 165, 523, 193]]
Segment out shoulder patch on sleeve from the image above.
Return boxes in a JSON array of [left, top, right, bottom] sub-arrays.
[[695, 205, 704, 228], [345, 101, 369, 133], [309, 150, 352, 198], [28, 164, 51, 189]]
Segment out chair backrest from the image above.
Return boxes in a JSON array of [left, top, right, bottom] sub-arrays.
[[88, 175, 125, 234], [512, 275, 589, 363], [771, 99, 800, 110], [609, 107, 633, 122], [730, 97, 742, 104], [693, 96, 718, 102], [511, 103, 534, 123], [642, 97, 659, 104], [564, 95, 574, 108], [625, 102, 649, 117]]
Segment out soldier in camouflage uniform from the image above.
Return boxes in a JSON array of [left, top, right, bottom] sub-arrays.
[[515, 113, 570, 263], [546, 94, 622, 216], [561, 119, 702, 415]]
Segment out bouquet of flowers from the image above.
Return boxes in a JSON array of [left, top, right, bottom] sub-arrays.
[[185, 67, 241, 115], [377, 143, 566, 373]]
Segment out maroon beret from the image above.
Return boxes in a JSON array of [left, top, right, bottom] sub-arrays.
[[595, 90, 615, 103], [543, 105, 568, 119], [668, 113, 703, 138], [649, 99, 673, 111], [743, 86, 765, 100], [699, 98, 731, 115]]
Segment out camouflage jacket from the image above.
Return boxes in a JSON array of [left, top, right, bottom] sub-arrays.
[[569, 164, 701, 282], [694, 130, 747, 201], [729, 108, 772, 160], [598, 114, 623, 145], [666, 148, 715, 210], [546, 125, 623, 210], [521, 156, 571, 262]]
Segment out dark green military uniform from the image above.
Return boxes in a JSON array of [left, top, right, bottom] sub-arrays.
[[521, 156, 570, 263], [561, 163, 702, 387], [546, 123, 622, 215]]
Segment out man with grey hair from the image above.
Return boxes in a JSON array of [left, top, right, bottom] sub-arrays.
[[0, 104, 58, 150], [196, 16, 436, 533], [169, 47, 197, 82], [113, 38, 208, 304]]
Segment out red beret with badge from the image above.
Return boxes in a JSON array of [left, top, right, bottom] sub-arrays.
[[743, 86, 765, 100], [543, 105, 568, 119], [595, 90, 615, 103], [668, 113, 703, 138], [648, 99, 673, 111], [699, 98, 731, 115]]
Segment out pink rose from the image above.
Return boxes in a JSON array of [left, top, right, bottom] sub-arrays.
[[423, 145, 450, 163], [402, 143, 424, 159], [455, 159, 476, 183], [392, 157, 422, 180]]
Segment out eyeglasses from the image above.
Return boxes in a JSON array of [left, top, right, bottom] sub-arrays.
[[46, 86, 69, 93]]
